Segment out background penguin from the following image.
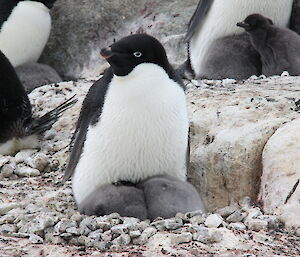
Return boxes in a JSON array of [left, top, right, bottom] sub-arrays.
[[237, 14, 300, 77], [0, 49, 76, 156], [64, 34, 205, 220], [183, 0, 294, 80], [0, 0, 56, 67]]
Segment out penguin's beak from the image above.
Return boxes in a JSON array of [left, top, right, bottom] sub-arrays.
[[100, 47, 113, 60], [236, 22, 250, 29]]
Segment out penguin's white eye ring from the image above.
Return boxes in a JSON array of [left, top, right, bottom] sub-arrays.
[[133, 51, 142, 58]]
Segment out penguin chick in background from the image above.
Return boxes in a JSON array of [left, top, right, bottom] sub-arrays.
[[182, 0, 293, 80], [237, 14, 300, 77], [0, 50, 77, 156], [0, 0, 56, 67], [64, 34, 205, 220]]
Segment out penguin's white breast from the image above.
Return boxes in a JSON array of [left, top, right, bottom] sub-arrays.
[[72, 63, 189, 204], [189, 0, 294, 76], [0, 1, 51, 67]]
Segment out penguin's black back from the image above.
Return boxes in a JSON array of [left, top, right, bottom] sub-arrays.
[[0, 0, 20, 28], [0, 50, 32, 142]]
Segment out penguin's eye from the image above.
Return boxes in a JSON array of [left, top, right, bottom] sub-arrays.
[[133, 52, 142, 58]]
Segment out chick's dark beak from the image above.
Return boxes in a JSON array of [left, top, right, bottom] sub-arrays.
[[100, 47, 113, 60], [236, 22, 250, 29]]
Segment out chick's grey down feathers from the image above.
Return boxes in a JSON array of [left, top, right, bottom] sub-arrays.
[[239, 13, 300, 76]]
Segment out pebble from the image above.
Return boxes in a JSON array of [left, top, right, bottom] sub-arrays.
[[26, 153, 49, 171], [0, 163, 15, 177], [193, 228, 223, 244], [170, 232, 193, 245], [226, 210, 247, 223], [257, 215, 281, 229], [29, 234, 44, 244], [152, 218, 183, 230], [112, 233, 131, 246], [0, 224, 17, 234], [246, 219, 269, 232], [204, 214, 223, 228], [216, 204, 239, 217], [228, 222, 246, 231], [54, 219, 77, 234], [0, 203, 21, 215], [15, 166, 40, 177], [14, 150, 36, 163], [190, 215, 206, 225]]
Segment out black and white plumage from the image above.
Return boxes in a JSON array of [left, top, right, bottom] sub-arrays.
[[0, 0, 56, 67], [184, 0, 294, 80], [0, 50, 76, 155], [65, 34, 205, 220], [237, 14, 300, 77]]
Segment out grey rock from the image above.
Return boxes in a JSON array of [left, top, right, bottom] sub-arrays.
[[204, 214, 223, 228], [0, 203, 21, 215], [29, 234, 44, 244], [79, 217, 97, 235], [138, 220, 151, 231], [70, 212, 83, 224], [151, 218, 183, 230], [54, 219, 77, 234], [129, 230, 142, 238], [257, 215, 282, 229], [15, 166, 40, 177], [26, 153, 49, 172], [228, 222, 247, 231], [96, 221, 111, 231], [190, 215, 206, 225], [14, 150, 36, 163], [170, 232, 193, 245], [0, 156, 11, 167], [246, 208, 263, 219], [88, 229, 103, 241], [60, 232, 73, 240], [185, 210, 204, 219], [226, 210, 247, 223], [111, 224, 130, 235], [216, 204, 239, 218], [93, 241, 111, 250], [0, 163, 15, 177], [77, 235, 93, 247], [65, 227, 80, 235], [0, 224, 17, 235], [44, 233, 65, 244], [141, 227, 157, 239], [193, 228, 223, 244], [112, 234, 131, 246], [101, 230, 113, 242], [246, 219, 269, 232], [41, 0, 196, 79], [16, 63, 62, 93]]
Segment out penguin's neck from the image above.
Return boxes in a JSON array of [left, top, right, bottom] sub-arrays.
[[189, 0, 293, 78]]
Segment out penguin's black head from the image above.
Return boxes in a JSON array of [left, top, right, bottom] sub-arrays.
[[237, 14, 274, 32], [30, 0, 56, 9], [100, 34, 170, 76]]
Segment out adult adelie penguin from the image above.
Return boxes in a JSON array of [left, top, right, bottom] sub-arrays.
[[0, 0, 56, 67], [0, 49, 76, 156], [184, 0, 293, 80], [64, 34, 205, 220]]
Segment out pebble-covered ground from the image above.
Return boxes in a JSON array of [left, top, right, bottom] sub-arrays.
[[0, 77, 300, 257]]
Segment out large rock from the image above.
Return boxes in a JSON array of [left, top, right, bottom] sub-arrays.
[[259, 118, 300, 229], [187, 75, 300, 211], [40, 0, 198, 79]]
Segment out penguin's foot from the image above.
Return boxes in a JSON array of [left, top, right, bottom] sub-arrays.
[[77, 184, 147, 220], [137, 175, 206, 221]]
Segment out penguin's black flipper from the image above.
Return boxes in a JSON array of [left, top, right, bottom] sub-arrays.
[[185, 0, 213, 42], [25, 94, 77, 135], [63, 68, 113, 182]]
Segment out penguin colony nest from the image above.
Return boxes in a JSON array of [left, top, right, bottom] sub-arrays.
[[0, 77, 299, 256]]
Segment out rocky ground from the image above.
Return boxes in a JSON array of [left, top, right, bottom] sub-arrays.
[[0, 76, 300, 256]]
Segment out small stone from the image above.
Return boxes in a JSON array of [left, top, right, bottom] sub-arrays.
[[0, 203, 21, 215], [245, 208, 263, 219], [15, 166, 40, 177], [151, 218, 183, 230], [26, 153, 49, 171], [129, 230, 141, 238], [111, 224, 129, 235], [29, 234, 44, 244], [88, 229, 102, 240], [170, 232, 193, 245], [0, 156, 10, 166], [80, 217, 97, 231], [44, 233, 65, 244], [54, 219, 77, 234], [226, 210, 247, 223], [190, 215, 206, 225], [216, 204, 239, 217], [139, 220, 151, 231], [14, 150, 35, 163], [93, 241, 111, 250], [101, 230, 112, 242], [0, 224, 17, 234], [204, 214, 223, 228], [141, 227, 157, 238], [60, 232, 73, 240], [228, 222, 246, 231], [185, 210, 204, 219], [112, 234, 131, 246], [246, 219, 268, 231], [96, 221, 111, 231], [66, 227, 80, 235], [78, 235, 93, 247], [70, 212, 83, 224], [107, 213, 121, 219], [193, 228, 223, 244], [0, 163, 15, 177], [257, 215, 281, 229]]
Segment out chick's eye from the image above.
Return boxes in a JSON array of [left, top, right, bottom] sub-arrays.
[[133, 51, 142, 58]]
